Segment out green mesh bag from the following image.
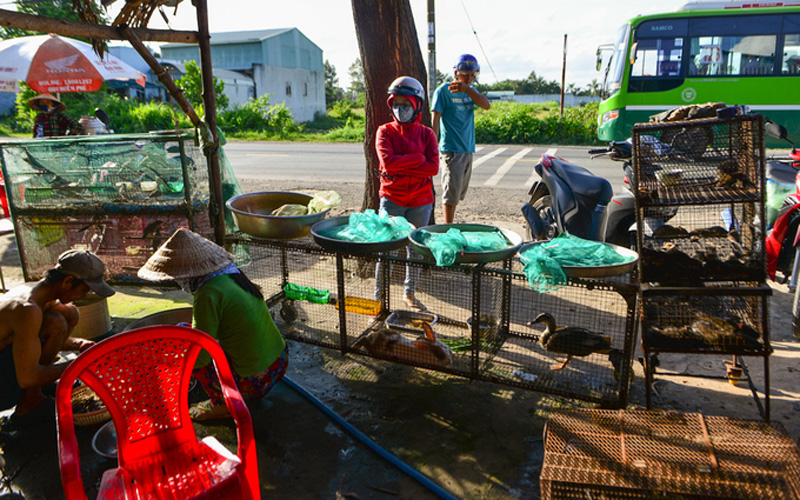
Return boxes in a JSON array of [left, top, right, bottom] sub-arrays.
[[520, 233, 634, 292], [318, 209, 414, 242]]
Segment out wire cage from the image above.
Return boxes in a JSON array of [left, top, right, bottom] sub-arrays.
[[228, 235, 638, 407], [640, 284, 770, 355], [637, 201, 766, 284], [0, 133, 241, 281], [632, 114, 765, 205], [540, 408, 800, 500]]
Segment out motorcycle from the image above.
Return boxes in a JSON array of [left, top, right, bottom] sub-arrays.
[[521, 141, 676, 248], [762, 120, 800, 337]]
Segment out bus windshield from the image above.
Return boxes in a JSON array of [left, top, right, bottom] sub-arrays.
[[604, 24, 630, 98], [597, 6, 800, 145]]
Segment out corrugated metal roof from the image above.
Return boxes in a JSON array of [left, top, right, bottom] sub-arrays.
[[161, 28, 294, 48]]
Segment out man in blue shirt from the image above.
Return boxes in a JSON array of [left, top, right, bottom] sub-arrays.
[[431, 54, 491, 223]]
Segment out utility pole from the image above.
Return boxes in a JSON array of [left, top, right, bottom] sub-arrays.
[[560, 34, 567, 117], [428, 0, 436, 100]]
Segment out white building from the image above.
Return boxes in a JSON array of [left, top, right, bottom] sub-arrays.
[[160, 28, 325, 122]]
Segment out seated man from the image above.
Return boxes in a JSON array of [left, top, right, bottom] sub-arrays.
[[0, 250, 114, 426]]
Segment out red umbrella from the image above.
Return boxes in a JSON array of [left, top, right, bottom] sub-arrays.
[[0, 34, 145, 94]]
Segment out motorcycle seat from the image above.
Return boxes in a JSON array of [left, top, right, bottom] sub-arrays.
[[548, 156, 613, 203]]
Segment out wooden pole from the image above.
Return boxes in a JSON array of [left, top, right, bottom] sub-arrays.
[[193, 0, 225, 245], [119, 25, 201, 127], [0, 8, 198, 43]]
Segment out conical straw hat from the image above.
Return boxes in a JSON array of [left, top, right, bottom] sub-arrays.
[[138, 228, 233, 281]]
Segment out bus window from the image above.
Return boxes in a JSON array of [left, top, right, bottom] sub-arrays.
[[783, 34, 800, 74], [689, 34, 776, 76], [631, 38, 683, 77]]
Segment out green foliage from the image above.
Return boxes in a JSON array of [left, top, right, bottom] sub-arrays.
[[176, 60, 229, 110], [347, 58, 365, 94], [8, 82, 190, 135], [219, 95, 303, 139], [324, 60, 345, 106], [327, 100, 356, 121], [475, 101, 600, 145], [0, 0, 106, 41]]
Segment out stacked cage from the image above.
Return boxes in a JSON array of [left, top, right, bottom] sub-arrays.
[[0, 133, 239, 282], [631, 114, 772, 419]]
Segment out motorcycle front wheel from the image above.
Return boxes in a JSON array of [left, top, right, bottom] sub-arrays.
[[527, 195, 559, 241]]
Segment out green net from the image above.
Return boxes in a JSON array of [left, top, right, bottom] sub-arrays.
[[0, 131, 243, 280], [416, 228, 509, 266], [317, 209, 414, 242], [519, 234, 634, 293]]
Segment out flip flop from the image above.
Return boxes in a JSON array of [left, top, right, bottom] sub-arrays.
[[189, 400, 231, 421], [403, 295, 428, 312]]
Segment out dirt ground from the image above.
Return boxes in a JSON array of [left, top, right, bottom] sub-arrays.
[[0, 178, 798, 499]]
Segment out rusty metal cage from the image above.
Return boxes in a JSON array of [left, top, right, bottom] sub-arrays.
[[640, 284, 772, 418], [632, 114, 765, 206], [228, 235, 638, 407], [540, 408, 800, 500], [0, 133, 241, 282], [637, 201, 765, 284]]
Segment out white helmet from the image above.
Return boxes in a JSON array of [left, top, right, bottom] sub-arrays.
[[387, 76, 425, 102]]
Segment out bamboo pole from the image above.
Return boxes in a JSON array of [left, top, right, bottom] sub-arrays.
[[193, 0, 225, 245], [0, 8, 198, 43], [119, 25, 201, 127]]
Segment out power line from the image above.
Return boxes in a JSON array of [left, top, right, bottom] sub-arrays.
[[458, 0, 498, 83]]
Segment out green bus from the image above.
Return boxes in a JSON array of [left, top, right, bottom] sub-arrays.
[[596, 1, 800, 144]]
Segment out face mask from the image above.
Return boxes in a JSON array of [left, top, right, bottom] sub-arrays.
[[392, 105, 415, 123], [38, 104, 51, 112], [175, 278, 193, 294]]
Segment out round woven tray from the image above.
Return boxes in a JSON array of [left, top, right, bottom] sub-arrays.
[[72, 385, 111, 427]]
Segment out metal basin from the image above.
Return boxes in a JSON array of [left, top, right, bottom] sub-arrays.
[[518, 241, 638, 277], [409, 224, 522, 264], [310, 215, 412, 255], [226, 191, 330, 240], [123, 307, 193, 332]]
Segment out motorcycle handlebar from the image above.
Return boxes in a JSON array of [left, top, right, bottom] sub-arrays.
[[588, 148, 608, 154]]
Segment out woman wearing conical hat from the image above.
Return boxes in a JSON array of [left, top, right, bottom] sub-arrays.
[[138, 228, 288, 420], [27, 93, 82, 138]]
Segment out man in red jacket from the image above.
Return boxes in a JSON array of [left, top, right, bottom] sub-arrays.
[[375, 76, 439, 311]]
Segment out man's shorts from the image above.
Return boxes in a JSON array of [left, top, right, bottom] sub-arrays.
[[0, 345, 23, 411], [440, 152, 473, 206]]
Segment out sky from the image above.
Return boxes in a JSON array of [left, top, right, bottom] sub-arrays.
[[104, 0, 694, 90]]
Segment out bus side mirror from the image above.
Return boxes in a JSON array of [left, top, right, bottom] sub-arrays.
[[630, 42, 638, 64], [596, 50, 603, 71]]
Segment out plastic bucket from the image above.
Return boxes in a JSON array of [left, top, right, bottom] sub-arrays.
[[73, 295, 112, 340]]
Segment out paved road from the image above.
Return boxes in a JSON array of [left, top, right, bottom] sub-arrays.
[[223, 141, 629, 191]]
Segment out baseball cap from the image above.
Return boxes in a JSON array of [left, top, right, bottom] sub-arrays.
[[55, 249, 115, 297]]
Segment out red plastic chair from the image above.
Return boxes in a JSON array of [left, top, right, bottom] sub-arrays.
[[55, 325, 260, 500]]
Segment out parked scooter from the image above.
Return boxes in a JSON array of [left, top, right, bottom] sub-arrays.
[[521, 141, 676, 248], [762, 120, 800, 337]]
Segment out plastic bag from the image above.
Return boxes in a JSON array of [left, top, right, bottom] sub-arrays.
[[272, 203, 309, 216], [417, 228, 468, 266], [308, 190, 342, 214], [319, 209, 414, 242], [519, 234, 633, 292], [463, 231, 509, 252]]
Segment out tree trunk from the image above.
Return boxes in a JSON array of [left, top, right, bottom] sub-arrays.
[[351, 0, 431, 213]]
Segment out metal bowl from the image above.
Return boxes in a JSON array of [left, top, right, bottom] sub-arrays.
[[310, 215, 412, 255], [409, 224, 523, 264], [123, 307, 193, 332], [226, 191, 330, 240], [518, 241, 638, 277], [92, 420, 117, 458]]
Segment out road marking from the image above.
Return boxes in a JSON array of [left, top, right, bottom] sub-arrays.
[[484, 147, 533, 186], [245, 153, 290, 157], [472, 147, 507, 169], [475, 146, 484, 153], [523, 148, 557, 187]]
